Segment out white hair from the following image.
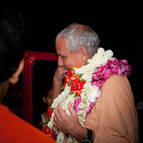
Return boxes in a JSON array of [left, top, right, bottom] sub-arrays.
[[56, 23, 100, 55]]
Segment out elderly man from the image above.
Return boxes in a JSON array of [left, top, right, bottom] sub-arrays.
[[51, 23, 138, 143]]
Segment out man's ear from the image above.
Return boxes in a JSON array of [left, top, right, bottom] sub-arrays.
[[78, 46, 89, 64], [9, 59, 24, 84], [79, 46, 88, 57], [79, 46, 89, 61]]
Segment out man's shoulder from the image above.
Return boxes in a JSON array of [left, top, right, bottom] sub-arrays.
[[101, 74, 129, 89], [100, 74, 133, 102]]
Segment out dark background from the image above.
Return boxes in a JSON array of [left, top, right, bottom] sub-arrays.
[[1, 3, 142, 103], [1, 3, 143, 140], [8, 4, 142, 104]]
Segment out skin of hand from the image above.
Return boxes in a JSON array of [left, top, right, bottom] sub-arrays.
[[53, 102, 87, 139], [52, 66, 68, 99]]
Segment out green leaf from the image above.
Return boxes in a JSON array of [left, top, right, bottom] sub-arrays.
[[86, 61, 89, 65], [60, 86, 65, 91], [74, 94, 78, 97], [50, 107, 54, 110], [72, 68, 75, 73], [69, 91, 74, 95], [79, 74, 83, 77]]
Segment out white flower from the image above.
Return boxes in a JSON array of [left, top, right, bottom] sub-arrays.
[[87, 86, 100, 102], [56, 132, 65, 143], [47, 113, 54, 129]]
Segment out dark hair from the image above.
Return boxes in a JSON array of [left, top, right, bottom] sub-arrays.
[[0, 10, 26, 82]]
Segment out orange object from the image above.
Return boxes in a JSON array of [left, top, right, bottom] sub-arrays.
[[0, 104, 56, 143]]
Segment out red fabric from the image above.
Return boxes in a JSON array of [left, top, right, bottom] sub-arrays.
[[0, 104, 56, 143]]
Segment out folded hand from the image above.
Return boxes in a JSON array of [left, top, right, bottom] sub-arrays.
[[53, 102, 87, 139]]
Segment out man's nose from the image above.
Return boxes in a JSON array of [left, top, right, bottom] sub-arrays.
[[58, 56, 64, 67]]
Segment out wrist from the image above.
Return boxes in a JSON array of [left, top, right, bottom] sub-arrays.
[[53, 78, 63, 89], [74, 126, 87, 139], [80, 128, 93, 143], [52, 80, 62, 98]]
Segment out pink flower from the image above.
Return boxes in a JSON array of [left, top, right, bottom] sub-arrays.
[[73, 97, 81, 112], [92, 59, 131, 88], [86, 97, 98, 116], [93, 80, 105, 88]]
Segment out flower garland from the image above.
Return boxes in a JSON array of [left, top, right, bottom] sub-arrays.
[[44, 48, 131, 143]]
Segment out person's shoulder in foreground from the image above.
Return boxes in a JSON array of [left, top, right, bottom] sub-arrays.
[[0, 104, 55, 143]]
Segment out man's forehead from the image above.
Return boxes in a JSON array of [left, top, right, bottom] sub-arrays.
[[56, 38, 70, 52], [56, 37, 66, 45]]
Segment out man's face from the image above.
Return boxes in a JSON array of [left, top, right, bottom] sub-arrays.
[[56, 38, 87, 69]]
